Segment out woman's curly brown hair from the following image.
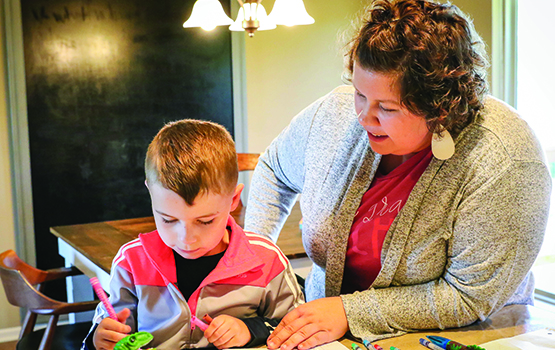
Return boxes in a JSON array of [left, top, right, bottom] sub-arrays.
[[345, 0, 489, 136]]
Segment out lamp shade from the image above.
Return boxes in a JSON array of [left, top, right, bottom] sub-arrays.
[[183, 0, 234, 31], [268, 0, 315, 26], [230, 3, 276, 31]]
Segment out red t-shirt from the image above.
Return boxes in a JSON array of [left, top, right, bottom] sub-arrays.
[[341, 147, 432, 294]]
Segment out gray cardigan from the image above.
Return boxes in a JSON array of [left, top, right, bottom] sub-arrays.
[[244, 85, 551, 342]]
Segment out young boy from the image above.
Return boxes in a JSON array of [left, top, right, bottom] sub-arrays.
[[83, 119, 304, 350]]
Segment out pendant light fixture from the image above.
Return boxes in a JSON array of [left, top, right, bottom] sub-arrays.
[[182, 0, 234, 31], [267, 0, 315, 26], [229, 2, 276, 36], [183, 0, 314, 37]]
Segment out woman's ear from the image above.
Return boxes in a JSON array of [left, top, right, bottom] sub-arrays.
[[230, 184, 245, 212]]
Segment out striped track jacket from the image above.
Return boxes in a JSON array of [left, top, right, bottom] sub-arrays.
[[83, 216, 304, 349]]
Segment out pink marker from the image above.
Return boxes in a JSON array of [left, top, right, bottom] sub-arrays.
[[90, 277, 118, 321], [191, 315, 209, 331]]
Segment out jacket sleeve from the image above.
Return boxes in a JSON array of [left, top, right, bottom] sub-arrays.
[[240, 316, 280, 347], [244, 95, 326, 242], [239, 254, 305, 346], [82, 264, 139, 348], [341, 160, 551, 342], [261, 257, 306, 317]]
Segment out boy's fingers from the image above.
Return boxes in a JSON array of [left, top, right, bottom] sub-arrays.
[[116, 308, 132, 333], [105, 329, 129, 343], [102, 318, 130, 335], [117, 308, 131, 322]]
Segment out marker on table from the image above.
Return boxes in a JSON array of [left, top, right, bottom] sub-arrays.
[[89, 277, 118, 321], [362, 339, 383, 350], [419, 338, 444, 350], [390, 347, 401, 350], [191, 315, 209, 332], [351, 343, 363, 350], [426, 336, 485, 350]]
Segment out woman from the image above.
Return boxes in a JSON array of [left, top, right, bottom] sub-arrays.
[[244, 0, 551, 349]]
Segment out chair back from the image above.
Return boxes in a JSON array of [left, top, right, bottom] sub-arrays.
[[235, 153, 261, 215], [0, 249, 99, 350], [238, 153, 260, 172], [0, 250, 62, 312]]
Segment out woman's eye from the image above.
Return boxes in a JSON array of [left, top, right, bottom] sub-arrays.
[[380, 105, 398, 112], [198, 219, 215, 225]]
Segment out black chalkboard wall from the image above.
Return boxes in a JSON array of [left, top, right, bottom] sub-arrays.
[[21, 0, 234, 297]]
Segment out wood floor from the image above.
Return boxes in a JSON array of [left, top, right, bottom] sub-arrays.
[[0, 341, 16, 350]]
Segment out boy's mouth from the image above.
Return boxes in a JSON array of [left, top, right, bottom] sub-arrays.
[[176, 247, 200, 255]]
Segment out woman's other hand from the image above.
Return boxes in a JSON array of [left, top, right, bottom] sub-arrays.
[[267, 296, 348, 350], [204, 314, 251, 349]]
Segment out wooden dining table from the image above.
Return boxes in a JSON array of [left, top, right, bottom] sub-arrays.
[[51, 202, 308, 295], [51, 202, 555, 348], [362, 304, 555, 349]]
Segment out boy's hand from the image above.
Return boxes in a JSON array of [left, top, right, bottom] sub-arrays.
[[93, 308, 132, 350], [203, 315, 251, 349]]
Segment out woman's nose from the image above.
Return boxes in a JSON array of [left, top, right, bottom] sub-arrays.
[[357, 109, 365, 123], [357, 108, 379, 127]]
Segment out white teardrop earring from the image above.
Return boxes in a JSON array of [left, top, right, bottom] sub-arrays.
[[431, 126, 455, 160]]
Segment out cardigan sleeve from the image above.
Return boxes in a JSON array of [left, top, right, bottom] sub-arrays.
[[340, 159, 551, 342]]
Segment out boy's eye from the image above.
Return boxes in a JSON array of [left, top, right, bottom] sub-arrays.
[[355, 90, 366, 99], [198, 219, 214, 225], [161, 217, 177, 224]]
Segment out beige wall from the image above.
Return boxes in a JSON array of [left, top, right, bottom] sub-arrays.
[[245, 0, 366, 152], [450, 0, 493, 82], [0, 13, 20, 329], [245, 0, 493, 153]]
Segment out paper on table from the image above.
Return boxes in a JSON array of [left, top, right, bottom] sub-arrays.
[[479, 328, 555, 350], [226, 340, 350, 350], [313, 341, 351, 350]]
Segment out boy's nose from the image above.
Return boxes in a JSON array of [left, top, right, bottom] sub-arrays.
[[177, 225, 197, 246]]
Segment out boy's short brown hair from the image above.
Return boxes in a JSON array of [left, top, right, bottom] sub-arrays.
[[145, 119, 238, 205]]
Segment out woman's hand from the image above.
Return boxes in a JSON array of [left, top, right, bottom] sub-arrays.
[[204, 314, 251, 349], [267, 296, 348, 350], [93, 309, 132, 350]]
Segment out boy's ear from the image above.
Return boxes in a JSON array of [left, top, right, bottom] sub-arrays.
[[230, 184, 245, 212]]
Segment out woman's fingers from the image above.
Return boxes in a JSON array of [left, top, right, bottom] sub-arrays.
[[267, 310, 312, 349], [272, 323, 321, 350], [268, 297, 349, 350]]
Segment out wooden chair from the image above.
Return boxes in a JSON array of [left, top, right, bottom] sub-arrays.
[[237, 153, 260, 172], [231, 153, 261, 226], [0, 249, 99, 350]]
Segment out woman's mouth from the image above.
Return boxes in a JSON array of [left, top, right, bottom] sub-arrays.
[[367, 131, 388, 142]]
